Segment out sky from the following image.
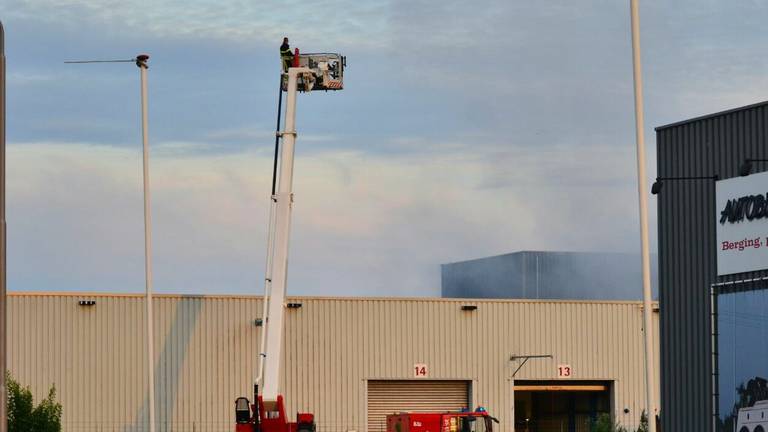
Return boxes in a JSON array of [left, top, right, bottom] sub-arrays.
[[3, 0, 768, 296]]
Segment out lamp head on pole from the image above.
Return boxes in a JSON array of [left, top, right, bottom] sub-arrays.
[[136, 54, 150, 69], [739, 158, 768, 177], [739, 159, 754, 177], [651, 175, 718, 195], [651, 179, 663, 195]]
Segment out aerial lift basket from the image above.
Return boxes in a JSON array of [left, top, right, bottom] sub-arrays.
[[282, 50, 345, 92]]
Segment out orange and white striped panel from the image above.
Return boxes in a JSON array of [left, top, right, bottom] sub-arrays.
[[325, 80, 343, 89]]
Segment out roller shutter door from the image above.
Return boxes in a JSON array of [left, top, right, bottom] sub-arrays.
[[367, 380, 469, 432]]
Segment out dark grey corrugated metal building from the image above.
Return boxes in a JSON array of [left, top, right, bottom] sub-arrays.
[[442, 251, 658, 300], [656, 101, 768, 431]]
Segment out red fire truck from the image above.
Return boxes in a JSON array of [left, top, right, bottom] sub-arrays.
[[387, 410, 499, 432]]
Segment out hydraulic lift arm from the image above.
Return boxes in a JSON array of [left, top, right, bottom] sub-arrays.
[[261, 66, 306, 402], [236, 49, 344, 432]]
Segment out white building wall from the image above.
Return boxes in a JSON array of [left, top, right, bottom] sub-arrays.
[[7, 293, 659, 432]]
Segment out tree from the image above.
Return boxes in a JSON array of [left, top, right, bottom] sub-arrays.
[[5, 372, 62, 432], [635, 411, 649, 432]]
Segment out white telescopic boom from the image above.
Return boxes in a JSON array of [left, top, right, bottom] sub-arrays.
[[260, 67, 309, 402]]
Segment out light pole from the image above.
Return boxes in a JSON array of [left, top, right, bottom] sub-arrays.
[[0, 19, 7, 432], [629, 1, 657, 430], [65, 54, 155, 432], [137, 54, 156, 432]]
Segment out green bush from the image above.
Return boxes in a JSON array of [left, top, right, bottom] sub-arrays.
[[593, 414, 628, 432], [592, 412, 648, 432], [5, 372, 62, 432]]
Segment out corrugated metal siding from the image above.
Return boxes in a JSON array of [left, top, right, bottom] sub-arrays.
[[366, 381, 468, 432], [8, 294, 260, 431], [656, 102, 768, 432], [7, 294, 658, 432], [441, 251, 658, 301]]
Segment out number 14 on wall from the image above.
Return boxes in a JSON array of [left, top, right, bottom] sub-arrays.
[[414, 363, 428, 378]]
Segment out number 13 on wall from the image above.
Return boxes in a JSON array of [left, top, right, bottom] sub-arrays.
[[414, 363, 428, 378], [557, 364, 572, 378]]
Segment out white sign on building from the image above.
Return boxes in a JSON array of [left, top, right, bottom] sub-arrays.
[[716, 171, 768, 275]]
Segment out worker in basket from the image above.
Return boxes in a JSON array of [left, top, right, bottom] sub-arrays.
[[280, 37, 294, 72]]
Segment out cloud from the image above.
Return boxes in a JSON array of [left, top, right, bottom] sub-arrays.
[[6, 0, 768, 296], [7, 0, 392, 49], [6, 71, 56, 86], [202, 126, 337, 147], [7, 136, 640, 295]]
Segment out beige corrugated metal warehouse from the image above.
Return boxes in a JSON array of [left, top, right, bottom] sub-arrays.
[[7, 293, 659, 432]]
